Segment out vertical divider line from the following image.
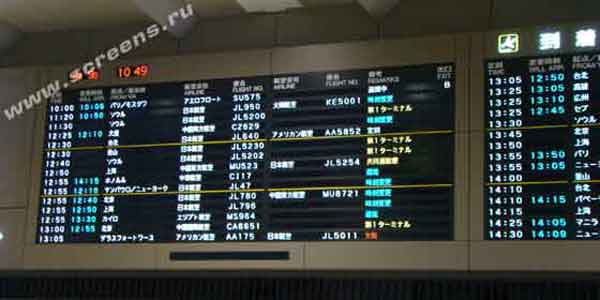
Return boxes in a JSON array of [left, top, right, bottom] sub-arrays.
[[23, 68, 40, 265], [466, 33, 473, 272]]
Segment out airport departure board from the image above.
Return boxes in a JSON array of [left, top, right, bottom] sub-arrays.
[[485, 52, 600, 240], [37, 63, 455, 244]]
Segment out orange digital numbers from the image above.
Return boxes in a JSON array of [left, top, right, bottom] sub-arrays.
[[117, 64, 150, 79]]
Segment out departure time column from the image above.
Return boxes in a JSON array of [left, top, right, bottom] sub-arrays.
[[38, 92, 75, 244], [485, 57, 571, 240], [486, 60, 527, 240]]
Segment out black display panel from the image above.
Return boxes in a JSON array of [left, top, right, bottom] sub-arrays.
[[485, 52, 600, 240], [37, 63, 455, 244]]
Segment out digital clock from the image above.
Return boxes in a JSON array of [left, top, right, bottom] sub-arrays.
[[116, 64, 150, 79]]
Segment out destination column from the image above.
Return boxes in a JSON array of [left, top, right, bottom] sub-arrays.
[[572, 53, 600, 239], [101, 84, 182, 243]]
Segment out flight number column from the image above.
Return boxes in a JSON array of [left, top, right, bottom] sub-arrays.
[[269, 72, 365, 241], [225, 78, 268, 241]]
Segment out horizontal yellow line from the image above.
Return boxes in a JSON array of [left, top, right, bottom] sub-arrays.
[[572, 123, 600, 128], [44, 130, 453, 152], [486, 180, 569, 186], [40, 184, 453, 198], [43, 188, 266, 198], [267, 184, 453, 192], [486, 124, 569, 131], [573, 180, 600, 184], [45, 139, 268, 152], [270, 130, 453, 142], [487, 123, 600, 132]]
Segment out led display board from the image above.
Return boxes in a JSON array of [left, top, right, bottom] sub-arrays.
[[37, 63, 456, 244], [484, 51, 600, 240]]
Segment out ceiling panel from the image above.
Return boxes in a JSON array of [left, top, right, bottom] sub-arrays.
[[0, 0, 596, 36], [492, 0, 600, 28], [0, 0, 358, 33], [382, 0, 491, 37], [0, 0, 148, 32], [277, 4, 377, 45], [187, 0, 244, 19], [0, 0, 245, 32]]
